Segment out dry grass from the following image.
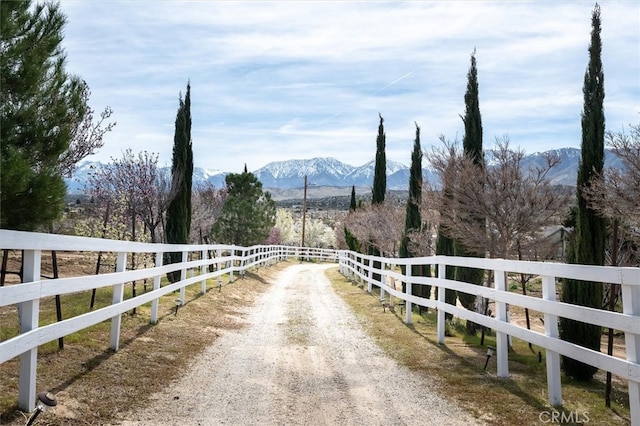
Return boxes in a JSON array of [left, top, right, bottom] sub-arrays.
[[0, 261, 288, 426], [327, 268, 632, 426], [0, 261, 632, 425]]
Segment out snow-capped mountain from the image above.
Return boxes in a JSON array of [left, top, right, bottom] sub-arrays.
[[254, 157, 355, 188], [253, 157, 430, 189], [65, 148, 622, 195], [192, 167, 228, 188]]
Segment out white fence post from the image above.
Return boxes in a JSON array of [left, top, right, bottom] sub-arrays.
[[367, 256, 373, 293], [229, 249, 235, 283], [179, 251, 187, 303], [216, 249, 222, 288], [17, 249, 41, 411], [437, 261, 446, 344], [542, 275, 562, 406], [109, 251, 127, 351], [380, 261, 386, 302], [405, 263, 413, 325], [494, 269, 509, 377], [201, 249, 207, 294], [622, 281, 640, 425], [150, 250, 163, 324]]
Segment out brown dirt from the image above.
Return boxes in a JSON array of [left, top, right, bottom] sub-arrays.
[[0, 249, 286, 426]]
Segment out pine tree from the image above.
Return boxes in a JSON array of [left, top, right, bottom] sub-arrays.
[[1, 1, 86, 230], [211, 169, 276, 246], [399, 124, 430, 299], [455, 50, 485, 335], [165, 82, 193, 281], [372, 113, 386, 205], [560, 4, 606, 381]]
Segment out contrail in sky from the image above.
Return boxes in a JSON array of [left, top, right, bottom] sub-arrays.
[[374, 70, 415, 94], [315, 70, 415, 127]]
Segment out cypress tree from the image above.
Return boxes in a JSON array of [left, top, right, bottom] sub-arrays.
[[372, 113, 386, 205], [560, 4, 606, 381], [344, 186, 360, 252], [344, 226, 361, 253], [455, 50, 485, 335], [399, 124, 430, 300], [349, 185, 357, 212], [165, 82, 193, 282], [370, 113, 386, 283]]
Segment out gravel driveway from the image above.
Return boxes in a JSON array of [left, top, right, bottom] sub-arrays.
[[121, 263, 481, 426]]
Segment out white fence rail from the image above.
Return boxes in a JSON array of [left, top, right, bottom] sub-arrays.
[[0, 230, 337, 411], [2, 229, 638, 424], [337, 250, 640, 425]]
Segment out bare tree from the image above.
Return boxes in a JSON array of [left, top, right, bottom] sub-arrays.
[[130, 152, 181, 244], [405, 182, 440, 258], [430, 136, 569, 260], [428, 135, 570, 341], [583, 123, 640, 244], [80, 150, 173, 310], [342, 203, 404, 258], [581, 122, 640, 403], [190, 181, 227, 244], [59, 80, 116, 177]]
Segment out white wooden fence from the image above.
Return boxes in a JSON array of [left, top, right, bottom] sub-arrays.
[[1, 229, 638, 424], [0, 230, 337, 411], [338, 250, 640, 425]]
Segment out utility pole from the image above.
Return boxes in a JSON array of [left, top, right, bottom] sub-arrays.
[[301, 175, 307, 248]]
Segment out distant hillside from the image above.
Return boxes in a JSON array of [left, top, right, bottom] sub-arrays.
[[66, 148, 623, 197]]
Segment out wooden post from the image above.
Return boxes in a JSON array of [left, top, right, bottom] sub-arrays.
[[494, 269, 509, 377], [542, 275, 562, 406], [109, 252, 127, 351], [17, 249, 41, 411]]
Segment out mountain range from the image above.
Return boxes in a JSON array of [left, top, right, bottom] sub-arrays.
[[66, 147, 623, 198]]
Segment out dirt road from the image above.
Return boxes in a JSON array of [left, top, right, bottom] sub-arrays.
[[121, 264, 481, 425]]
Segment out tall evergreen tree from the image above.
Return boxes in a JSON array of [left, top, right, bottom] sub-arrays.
[[1, 1, 86, 230], [211, 169, 276, 246], [369, 113, 386, 283], [399, 124, 430, 299], [372, 113, 386, 205], [349, 185, 357, 212], [454, 50, 485, 335], [560, 4, 606, 381], [165, 82, 193, 281], [343, 186, 360, 252]]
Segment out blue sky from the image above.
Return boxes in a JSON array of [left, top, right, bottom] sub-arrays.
[[59, 1, 639, 173]]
